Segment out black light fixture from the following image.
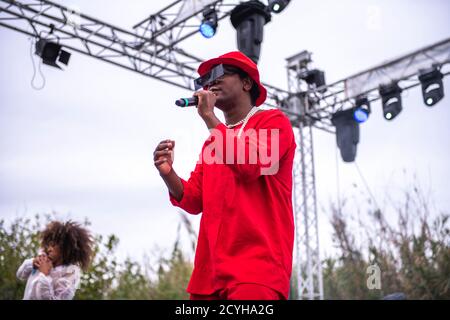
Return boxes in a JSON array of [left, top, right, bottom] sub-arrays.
[[299, 69, 326, 92], [268, 0, 291, 13], [35, 38, 71, 69], [353, 96, 371, 123], [199, 7, 218, 39], [418, 66, 444, 107], [331, 108, 360, 163], [230, 0, 271, 64], [379, 82, 402, 121]]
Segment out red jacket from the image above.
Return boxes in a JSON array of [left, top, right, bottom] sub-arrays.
[[170, 108, 296, 299]]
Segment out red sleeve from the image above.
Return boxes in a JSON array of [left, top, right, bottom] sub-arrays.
[[210, 110, 295, 181], [169, 160, 203, 215]]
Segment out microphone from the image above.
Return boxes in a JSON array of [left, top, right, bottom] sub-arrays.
[[175, 96, 198, 107]]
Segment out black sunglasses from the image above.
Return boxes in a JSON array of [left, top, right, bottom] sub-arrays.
[[222, 65, 243, 75], [193, 64, 245, 90]]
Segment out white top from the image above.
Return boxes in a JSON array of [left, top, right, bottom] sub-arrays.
[[16, 258, 81, 300]]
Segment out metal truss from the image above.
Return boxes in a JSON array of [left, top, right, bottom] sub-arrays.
[[132, 0, 241, 55], [0, 0, 447, 135], [0, 0, 291, 112], [287, 51, 324, 300], [285, 38, 449, 299], [303, 37, 450, 122], [292, 123, 323, 300], [0, 0, 203, 90]]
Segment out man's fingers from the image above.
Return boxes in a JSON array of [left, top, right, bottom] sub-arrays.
[[194, 91, 207, 106], [153, 150, 171, 161], [159, 139, 172, 144], [154, 140, 175, 170], [154, 159, 168, 166], [155, 142, 174, 151]]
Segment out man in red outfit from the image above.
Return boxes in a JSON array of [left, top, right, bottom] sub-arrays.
[[153, 51, 296, 300]]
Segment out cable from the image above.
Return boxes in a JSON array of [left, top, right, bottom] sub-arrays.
[[25, 2, 47, 90], [335, 143, 342, 214], [29, 38, 46, 90], [354, 160, 381, 210]]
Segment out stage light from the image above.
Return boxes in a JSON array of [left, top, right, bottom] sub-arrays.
[[268, 0, 290, 13], [379, 82, 402, 121], [299, 69, 326, 92], [331, 108, 359, 163], [35, 38, 71, 69], [353, 96, 371, 123], [230, 1, 271, 64], [199, 7, 218, 39], [418, 66, 444, 107]]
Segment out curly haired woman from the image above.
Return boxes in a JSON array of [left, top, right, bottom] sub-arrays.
[[16, 220, 94, 300]]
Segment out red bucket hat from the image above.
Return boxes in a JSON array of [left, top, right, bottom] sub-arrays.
[[197, 51, 267, 106]]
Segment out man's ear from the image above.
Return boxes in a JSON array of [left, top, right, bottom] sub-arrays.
[[243, 77, 253, 92]]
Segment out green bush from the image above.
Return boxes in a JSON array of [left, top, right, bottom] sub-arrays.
[[0, 213, 192, 300], [321, 185, 450, 299], [2, 183, 448, 300], [0, 215, 41, 299]]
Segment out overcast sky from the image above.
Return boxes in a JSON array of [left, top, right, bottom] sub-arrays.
[[1, 0, 449, 263]]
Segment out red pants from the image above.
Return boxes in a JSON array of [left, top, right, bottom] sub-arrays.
[[190, 283, 284, 300]]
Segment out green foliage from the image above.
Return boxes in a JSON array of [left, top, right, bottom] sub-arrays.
[[108, 258, 152, 300], [2, 183, 448, 300], [0, 215, 42, 299], [76, 234, 120, 299], [147, 213, 195, 299], [320, 185, 450, 299], [149, 247, 192, 300], [0, 213, 192, 300]]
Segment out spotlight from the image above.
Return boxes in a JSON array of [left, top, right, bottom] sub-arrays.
[[230, 1, 271, 64], [331, 108, 359, 163], [353, 96, 371, 123], [35, 38, 71, 69], [199, 7, 218, 39], [379, 82, 402, 121], [268, 0, 291, 13], [299, 69, 326, 92], [418, 66, 444, 107]]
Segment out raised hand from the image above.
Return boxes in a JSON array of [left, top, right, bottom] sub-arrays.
[[154, 139, 175, 176]]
